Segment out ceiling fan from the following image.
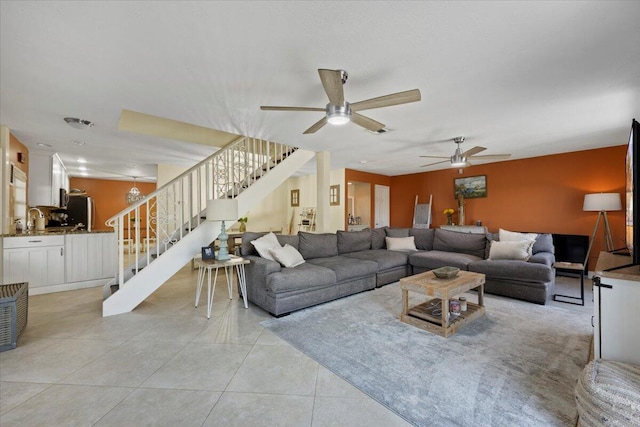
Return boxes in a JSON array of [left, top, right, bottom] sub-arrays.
[[420, 137, 511, 168], [260, 69, 421, 134]]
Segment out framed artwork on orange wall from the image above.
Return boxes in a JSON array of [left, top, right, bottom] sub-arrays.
[[454, 175, 487, 199]]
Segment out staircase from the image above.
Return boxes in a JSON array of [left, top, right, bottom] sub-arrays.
[[102, 137, 315, 316]]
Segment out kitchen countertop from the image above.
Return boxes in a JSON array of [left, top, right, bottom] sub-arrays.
[[3, 229, 114, 237]]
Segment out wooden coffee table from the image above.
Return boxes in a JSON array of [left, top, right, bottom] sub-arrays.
[[400, 270, 486, 338]]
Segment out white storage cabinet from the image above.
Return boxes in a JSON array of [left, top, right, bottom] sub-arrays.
[[3, 236, 65, 288], [65, 233, 116, 283]]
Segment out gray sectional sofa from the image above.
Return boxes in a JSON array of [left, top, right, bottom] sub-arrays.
[[238, 227, 555, 316]]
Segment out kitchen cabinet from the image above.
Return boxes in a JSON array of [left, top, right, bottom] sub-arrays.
[[3, 236, 65, 287], [65, 233, 116, 283], [28, 152, 69, 207]]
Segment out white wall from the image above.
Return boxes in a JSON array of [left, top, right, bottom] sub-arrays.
[[157, 164, 187, 187], [234, 168, 347, 235]]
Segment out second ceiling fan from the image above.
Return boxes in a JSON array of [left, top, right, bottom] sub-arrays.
[[261, 69, 421, 134], [420, 137, 511, 168]]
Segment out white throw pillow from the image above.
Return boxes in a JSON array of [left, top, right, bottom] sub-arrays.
[[385, 236, 418, 251], [270, 244, 305, 268], [489, 240, 534, 261], [250, 232, 281, 261], [499, 228, 538, 243]]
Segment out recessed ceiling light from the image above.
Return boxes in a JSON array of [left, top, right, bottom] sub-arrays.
[[80, 172, 88, 176], [64, 117, 94, 129], [78, 158, 87, 163], [79, 166, 87, 171], [71, 140, 85, 146], [359, 160, 368, 164], [37, 143, 52, 147]]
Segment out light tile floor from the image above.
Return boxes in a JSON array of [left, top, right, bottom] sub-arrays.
[[0, 266, 590, 427]]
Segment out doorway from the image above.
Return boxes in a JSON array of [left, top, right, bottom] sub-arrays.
[[375, 184, 390, 228]]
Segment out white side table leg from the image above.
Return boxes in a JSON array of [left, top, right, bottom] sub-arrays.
[[195, 265, 205, 307], [225, 265, 233, 300], [207, 267, 219, 319], [237, 264, 248, 309]]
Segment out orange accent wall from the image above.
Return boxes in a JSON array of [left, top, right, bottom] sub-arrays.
[[69, 178, 157, 231], [345, 169, 391, 229], [390, 145, 627, 269]]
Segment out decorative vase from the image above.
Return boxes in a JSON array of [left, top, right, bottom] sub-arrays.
[[458, 205, 465, 226], [446, 215, 453, 226], [239, 222, 246, 233]]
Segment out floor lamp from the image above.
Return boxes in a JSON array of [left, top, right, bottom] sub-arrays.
[[206, 198, 239, 261], [583, 193, 621, 265]]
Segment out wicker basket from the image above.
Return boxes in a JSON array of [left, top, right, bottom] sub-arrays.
[[0, 282, 28, 352]]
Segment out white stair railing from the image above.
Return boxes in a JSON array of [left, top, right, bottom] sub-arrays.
[[105, 136, 298, 291]]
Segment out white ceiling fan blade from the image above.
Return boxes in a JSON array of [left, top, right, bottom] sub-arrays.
[[420, 159, 450, 167], [469, 154, 511, 160], [351, 112, 385, 132], [463, 146, 486, 157], [318, 69, 345, 105], [303, 117, 328, 134], [419, 155, 449, 159], [351, 89, 421, 111], [260, 106, 325, 111]]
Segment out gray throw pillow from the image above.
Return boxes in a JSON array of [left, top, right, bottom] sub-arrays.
[[298, 232, 339, 259], [409, 228, 435, 250], [433, 228, 487, 259], [386, 228, 410, 238], [337, 229, 371, 254], [371, 227, 387, 249]]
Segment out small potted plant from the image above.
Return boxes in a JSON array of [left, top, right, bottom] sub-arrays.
[[238, 217, 248, 232]]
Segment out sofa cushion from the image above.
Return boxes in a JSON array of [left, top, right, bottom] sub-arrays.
[[386, 228, 410, 238], [270, 244, 305, 268], [529, 252, 555, 267], [468, 259, 554, 283], [298, 232, 338, 259], [307, 256, 378, 282], [266, 263, 337, 293], [532, 233, 554, 254], [433, 228, 487, 258], [277, 234, 299, 250], [343, 249, 409, 271], [337, 229, 371, 254], [410, 228, 435, 250], [409, 250, 483, 270], [371, 227, 387, 249], [385, 236, 418, 251], [488, 240, 533, 261]]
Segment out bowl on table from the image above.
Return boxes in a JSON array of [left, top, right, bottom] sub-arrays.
[[432, 266, 460, 279]]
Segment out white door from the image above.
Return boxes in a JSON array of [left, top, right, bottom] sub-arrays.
[[374, 185, 390, 228]]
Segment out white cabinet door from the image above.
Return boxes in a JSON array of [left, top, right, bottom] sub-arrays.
[[3, 246, 64, 287], [65, 233, 116, 282], [594, 276, 640, 365], [28, 152, 53, 207]]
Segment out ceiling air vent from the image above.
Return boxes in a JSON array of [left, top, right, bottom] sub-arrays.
[[368, 128, 389, 135]]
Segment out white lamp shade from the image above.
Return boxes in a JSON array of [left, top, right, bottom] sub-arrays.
[[583, 193, 622, 212], [206, 198, 238, 221]]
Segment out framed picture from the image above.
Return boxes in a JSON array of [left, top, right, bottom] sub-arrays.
[[454, 175, 487, 199], [291, 189, 300, 207], [201, 246, 215, 260], [330, 185, 340, 206]]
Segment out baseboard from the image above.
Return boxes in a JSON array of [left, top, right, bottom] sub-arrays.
[[29, 278, 110, 295]]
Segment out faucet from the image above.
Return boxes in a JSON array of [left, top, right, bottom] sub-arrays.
[[27, 208, 45, 232]]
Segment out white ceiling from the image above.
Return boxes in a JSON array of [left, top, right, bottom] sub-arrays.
[[1, 1, 639, 181]]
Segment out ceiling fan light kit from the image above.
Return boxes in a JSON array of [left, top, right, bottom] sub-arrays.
[[261, 68, 421, 134], [420, 136, 511, 168], [326, 103, 352, 125]]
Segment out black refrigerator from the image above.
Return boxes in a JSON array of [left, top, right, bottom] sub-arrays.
[[66, 195, 94, 231]]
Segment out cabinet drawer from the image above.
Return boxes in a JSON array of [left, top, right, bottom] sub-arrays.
[[3, 235, 65, 249]]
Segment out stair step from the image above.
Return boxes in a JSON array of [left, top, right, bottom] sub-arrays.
[[110, 284, 119, 294]]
